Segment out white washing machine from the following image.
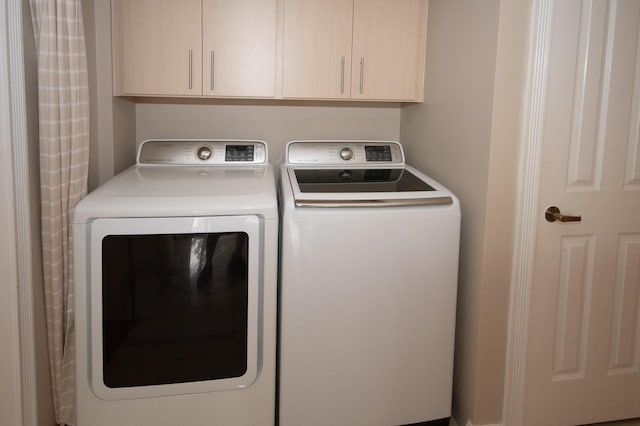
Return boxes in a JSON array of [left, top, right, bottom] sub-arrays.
[[73, 139, 278, 425], [278, 140, 461, 426]]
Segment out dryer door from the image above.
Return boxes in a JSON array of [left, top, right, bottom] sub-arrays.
[[87, 215, 261, 400]]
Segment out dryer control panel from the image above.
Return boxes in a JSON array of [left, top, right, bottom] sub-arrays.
[[138, 139, 267, 165], [287, 140, 404, 165]]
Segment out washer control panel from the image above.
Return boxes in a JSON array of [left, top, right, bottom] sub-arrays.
[[138, 140, 267, 165], [287, 140, 404, 165]]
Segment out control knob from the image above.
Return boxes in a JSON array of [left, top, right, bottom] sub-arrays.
[[197, 146, 212, 161], [339, 147, 353, 161]]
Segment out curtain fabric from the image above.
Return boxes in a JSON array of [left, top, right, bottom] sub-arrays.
[[29, 0, 90, 424]]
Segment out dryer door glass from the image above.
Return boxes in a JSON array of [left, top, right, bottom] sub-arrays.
[[101, 232, 248, 387], [88, 216, 260, 400]]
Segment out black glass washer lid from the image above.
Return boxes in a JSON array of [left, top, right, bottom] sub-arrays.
[[293, 168, 435, 193]]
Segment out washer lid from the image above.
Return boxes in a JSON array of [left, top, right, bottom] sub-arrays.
[[283, 140, 455, 208], [293, 168, 434, 193], [285, 165, 455, 208]]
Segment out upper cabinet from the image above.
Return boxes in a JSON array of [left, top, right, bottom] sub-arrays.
[[282, 0, 354, 99], [282, 0, 428, 101], [202, 0, 277, 97], [112, 0, 202, 96], [111, 0, 428, 102], [351, 0, 427, 101], [112, 0, 277, 98]]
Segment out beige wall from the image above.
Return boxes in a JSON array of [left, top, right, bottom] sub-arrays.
[[135, 102, 401, 167], [400, 0, 530, 424], [85, 0, 135, 190], [400, 0, 499, 422], [474, 0, 530, 422]]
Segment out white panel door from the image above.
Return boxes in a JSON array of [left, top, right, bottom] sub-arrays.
[[524, 1, 640, 424]]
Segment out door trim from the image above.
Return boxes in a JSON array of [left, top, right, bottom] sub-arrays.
[[3, 0, 37, 424], [503, 0, 554, 424]]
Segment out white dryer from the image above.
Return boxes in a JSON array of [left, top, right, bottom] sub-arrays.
[[73, 139, 278, 425], [278, 140, 461, 426]]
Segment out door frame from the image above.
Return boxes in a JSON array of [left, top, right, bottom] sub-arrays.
[[503, 0, 555, 424], [2, 0, 38, 424]]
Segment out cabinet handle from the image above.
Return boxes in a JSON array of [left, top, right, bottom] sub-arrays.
[[359, 56, 364, 94], [211, 50, 216, 90], [188, 49, 193, 90], [340, 56, 345, 94]]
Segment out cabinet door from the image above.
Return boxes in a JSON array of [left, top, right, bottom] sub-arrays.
[[113, 0, 202, 96], [282, 0, 353, 99], [351, 0, 427, 101], [202, 0, 277, 97]]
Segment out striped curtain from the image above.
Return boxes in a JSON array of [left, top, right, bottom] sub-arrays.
[[29, 0, 90, 424]]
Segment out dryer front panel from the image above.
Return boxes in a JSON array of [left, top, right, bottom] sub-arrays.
[[87, 215, 261, 400]]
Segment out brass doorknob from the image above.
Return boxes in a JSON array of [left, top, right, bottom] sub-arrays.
[[545, 206, 581, 223]]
